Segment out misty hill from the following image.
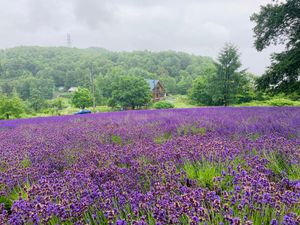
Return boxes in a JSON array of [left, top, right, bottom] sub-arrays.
[[0, 46, 216, 102]]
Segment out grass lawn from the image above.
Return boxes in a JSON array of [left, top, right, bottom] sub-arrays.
[[165, 95, 197, 108]]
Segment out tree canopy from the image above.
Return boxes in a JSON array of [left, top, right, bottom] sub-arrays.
[[189, 76, 212, 106], [0, 94, 24, 119], [189, 44, 254, 106], [109, 76, 151, 109], [71, 88, 93, 109], [213, 44, 243, 106], [251, 0, 300, 95], [0, 47, 216, 100]]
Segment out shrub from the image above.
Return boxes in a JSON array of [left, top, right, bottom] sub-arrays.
[[268, 98, 295, 106], [153, 101, 175, 109], [237, 98, 300, 106]]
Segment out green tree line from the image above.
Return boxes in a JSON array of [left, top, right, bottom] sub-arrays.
[[0, 47, 216, 103]]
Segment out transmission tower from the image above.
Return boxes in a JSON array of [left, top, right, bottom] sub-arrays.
[[67, 33, 72, 48]]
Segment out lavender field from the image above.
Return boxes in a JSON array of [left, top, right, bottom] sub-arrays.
[[0, 107, 300, 225]]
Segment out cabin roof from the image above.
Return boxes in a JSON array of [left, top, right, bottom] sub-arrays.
[[146, 79, 159, 90]]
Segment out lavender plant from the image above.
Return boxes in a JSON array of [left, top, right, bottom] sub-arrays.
[[0, 107, 299, 224]]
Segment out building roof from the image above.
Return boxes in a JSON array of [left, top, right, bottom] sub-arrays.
[[146, 79, 159, 90], [68, 87, 78, 92]]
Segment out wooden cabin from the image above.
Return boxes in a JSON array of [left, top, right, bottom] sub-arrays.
[[146, 79, 166, 101]]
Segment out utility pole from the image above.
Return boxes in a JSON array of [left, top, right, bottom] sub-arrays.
[[89, 64, 96, 111]]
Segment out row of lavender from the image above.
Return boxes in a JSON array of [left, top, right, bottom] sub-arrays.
[[0, 107, 299, 224]]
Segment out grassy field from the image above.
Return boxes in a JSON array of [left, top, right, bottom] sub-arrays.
[[12, 95, 300, 120], [165, 95, 197, 108]]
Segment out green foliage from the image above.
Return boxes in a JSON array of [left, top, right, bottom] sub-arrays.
[[189, 44, 255, 106], [16, 76, 54, 100], [176, 71, 193, 95], [0, 47, 220, 112], [212, 43, 244, 106], [48, 216, 72, 225], [183, 160, 224, 189], [0, 184, 29, 212], [71, 88, 93, 109], [251, 0, 300, 95], [0, 94, 24, 119], [159, 76, 177, 94], [95, 76, 115, 105], [287, 92, 300, 101], [177, 124, 206, 136], [237, 97, 300, 106], [235, 72, 257, 103], [0, 46, 216, 96], [0, 159, 8, 172], [264, 151, 300, 181], [191, 126, 206, 135], [179, 214, 190, 225], [154, 132, 172, 144], [111, 135, 123, 145], [268, 98, 295, 106], [0, 195, 12, 213], [20, 156, 32, 168], [29, 88, 45, 112], [153, 101, 175, 109], [40, 97, 68, 115], [109, 76, 151, 109], [48, 97, 65, 110], [165, 95, 195, 108], [82, 210, 108, 225], [188, 76, 213, 105]]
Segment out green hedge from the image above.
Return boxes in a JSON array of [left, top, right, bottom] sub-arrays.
[[153, 101, 175, 109], [237, 98, 300, 106]]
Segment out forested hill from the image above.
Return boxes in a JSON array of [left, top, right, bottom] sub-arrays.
[[0, 46, 216, 101]]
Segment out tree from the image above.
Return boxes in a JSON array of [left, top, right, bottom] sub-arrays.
[[212, 43, 243, 106], [30, 88, 45, 112], [234, 72, 256, 103], [0, 94, 24, 119], [109, 76, 151, 109], [159, 76, 177, 94], [0, 82, 14, 96], [251, 0, 300, 95], [16, 76, 54, 101], [50, 97, 64, 111], [177, 71, 193, 95], [188, 77, 212, 105], [0, 46, 220, 103], [189, 44, 249, 106], [71, 88, 93, 109], [95, 76, 115, 105]]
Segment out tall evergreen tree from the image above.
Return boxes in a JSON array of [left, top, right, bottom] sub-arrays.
[[213, 43, 243, 106]]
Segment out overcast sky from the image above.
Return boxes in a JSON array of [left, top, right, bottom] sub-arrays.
[[0, 0, 282, 75]]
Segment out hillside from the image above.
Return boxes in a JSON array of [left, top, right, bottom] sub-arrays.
[[0, 46, 216, 102]]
